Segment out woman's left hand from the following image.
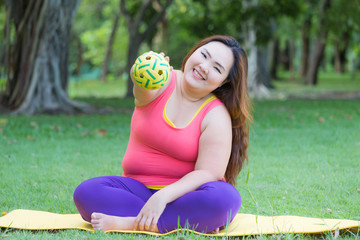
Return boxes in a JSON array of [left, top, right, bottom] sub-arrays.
[[133, 192, 167, 232]]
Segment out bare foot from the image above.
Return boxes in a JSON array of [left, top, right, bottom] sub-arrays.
[[91, 212, 136, 232]]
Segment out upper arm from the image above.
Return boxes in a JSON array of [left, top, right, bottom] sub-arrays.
[[195, 105, 232, 180], [131, 66, 172, 107]]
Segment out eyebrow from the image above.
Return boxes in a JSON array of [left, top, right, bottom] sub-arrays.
[[204, 48, 225, 71]]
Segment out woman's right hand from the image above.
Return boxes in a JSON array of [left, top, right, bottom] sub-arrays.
[[159, 52, 173, 71], [131, 51, 173, 107]]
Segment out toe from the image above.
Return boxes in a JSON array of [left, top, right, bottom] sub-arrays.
[[91, 218, 100, 225]]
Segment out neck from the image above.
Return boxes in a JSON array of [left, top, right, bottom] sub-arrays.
[[179, 72, 208, 103]]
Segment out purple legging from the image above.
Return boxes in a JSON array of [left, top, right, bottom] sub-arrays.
[[73, 176, 241, 233]]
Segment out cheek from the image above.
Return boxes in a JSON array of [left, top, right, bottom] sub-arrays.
[[209, 74, 227, 86], [208, 78, 224, 89]]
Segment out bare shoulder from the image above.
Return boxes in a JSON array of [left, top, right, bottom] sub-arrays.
[[201, 104, 232, 134]]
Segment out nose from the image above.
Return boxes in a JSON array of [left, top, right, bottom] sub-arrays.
[[199, 63, 208, 75]]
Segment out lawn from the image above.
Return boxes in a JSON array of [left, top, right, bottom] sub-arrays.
[[0, 74, 359, 239]]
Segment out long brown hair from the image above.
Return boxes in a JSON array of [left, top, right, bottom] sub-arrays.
[[181, 35, 252, 186]]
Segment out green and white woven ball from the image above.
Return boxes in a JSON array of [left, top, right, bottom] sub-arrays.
[[132, 51, 170, 90]]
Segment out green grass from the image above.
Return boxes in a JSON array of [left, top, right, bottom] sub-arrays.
[[69, 77, 128, 98], [1, 73, 360, 239], [272, 71, 360, 99]]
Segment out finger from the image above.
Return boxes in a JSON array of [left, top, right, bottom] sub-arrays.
[[144, 218, 153, 231], [159, 52, 165, 56], [149, 224, 155, 232], [149, 216, 159, 232], [133, 216, 141, 231], [139, 217, 146, 231], [149, 221, 157, 232]]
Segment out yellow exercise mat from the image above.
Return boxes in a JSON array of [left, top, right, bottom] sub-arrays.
[[0, 209, 359, 237]]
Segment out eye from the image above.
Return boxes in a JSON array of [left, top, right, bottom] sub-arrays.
[[214, 67, 221, 74], [201, 52, 207, 59]]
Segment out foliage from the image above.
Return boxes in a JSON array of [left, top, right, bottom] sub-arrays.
[[0, 3, 8, 78], [65, 0, 360, 81], [325, 0, 360, 35], [166, 0, 250, 67], [325, 0, 360, 68], [0, 0, 359, 111], [70, 0, 128, 76]]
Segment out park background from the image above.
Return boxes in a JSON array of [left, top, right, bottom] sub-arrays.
[[0, 0, 359, 239]]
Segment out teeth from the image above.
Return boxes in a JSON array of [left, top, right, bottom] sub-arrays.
[[194, 69, 204, 80]]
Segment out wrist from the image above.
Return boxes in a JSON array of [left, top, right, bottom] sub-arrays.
[[153, 188, 172, 204]]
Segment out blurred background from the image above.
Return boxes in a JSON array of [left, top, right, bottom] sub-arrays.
[[0, 0, 359, 114]]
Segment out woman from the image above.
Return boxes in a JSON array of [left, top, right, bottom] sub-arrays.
[[73, 35, 252, 233]]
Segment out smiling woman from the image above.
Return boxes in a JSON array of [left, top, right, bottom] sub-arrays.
[[73, 35, 252, 234], [182, 41, 234, 98]]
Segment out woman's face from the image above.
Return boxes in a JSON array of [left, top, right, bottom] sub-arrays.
[[183, 41, 234, 95]]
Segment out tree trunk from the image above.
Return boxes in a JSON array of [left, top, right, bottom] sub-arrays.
[[299, 16, 311, 77], [72, 34, 84, 76], [125, 33, 142, 99], [305, 37, 327, 85], [334, 44, 342, 73], [120, 0, 173, 98], [288, 40, 295, 81], [1, 0, 90, 114], [269, 38, 279, 80], [100, 11, 120, 82], [282, 41, 291, 71], [152, 0, 170, 52], [305, 0, 331, 85], [334, 30, 350, 73], [247, 28, 271, 99]]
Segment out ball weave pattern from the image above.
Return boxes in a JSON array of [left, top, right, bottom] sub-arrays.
[[132, 52, 170, 90]]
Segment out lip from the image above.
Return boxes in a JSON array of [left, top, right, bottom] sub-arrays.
[[192, 68, 205, 81]]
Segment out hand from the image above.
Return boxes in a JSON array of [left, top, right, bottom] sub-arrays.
[[133, 192, 167, 232], [159, 52, 174, 71]]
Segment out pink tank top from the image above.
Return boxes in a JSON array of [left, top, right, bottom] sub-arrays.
[[122, 70, 224, 188]]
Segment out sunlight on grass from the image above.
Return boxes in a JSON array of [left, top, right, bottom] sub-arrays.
[[69, 77, 127, 98]]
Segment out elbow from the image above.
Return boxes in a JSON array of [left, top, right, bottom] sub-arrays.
[[197, 169, 224, 182]]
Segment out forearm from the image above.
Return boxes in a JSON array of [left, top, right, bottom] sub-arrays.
[[155, 169, 220, 204], [134, 169, 219, 232]]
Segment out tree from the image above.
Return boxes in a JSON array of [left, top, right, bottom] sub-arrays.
[[269, 38, 280, 80], [327, 0, 360, 74], [100, 5, 121, 82], [247, 27, 271, 98], [120, 0, 173, 97], [243, 0, 302, 97], [299, 15, 311, 77], [333, 30, 350, 73], [1, 0, 89, 114], [305, 0, 331, 85]]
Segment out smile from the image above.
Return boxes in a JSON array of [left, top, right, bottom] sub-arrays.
[[193, 69, 205, 80]]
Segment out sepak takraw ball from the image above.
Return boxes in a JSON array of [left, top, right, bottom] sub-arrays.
[[132, 51, 170, 90]]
